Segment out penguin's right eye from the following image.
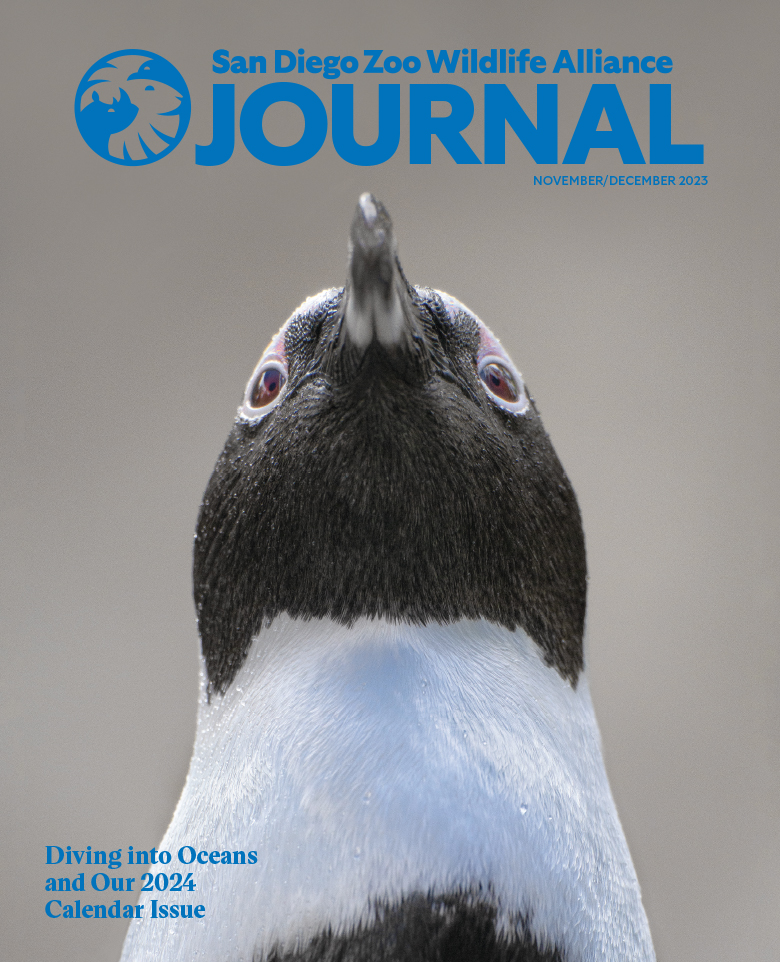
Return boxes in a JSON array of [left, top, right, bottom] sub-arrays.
[[240, 359, 288, 419], [250, 366, 286, 407]]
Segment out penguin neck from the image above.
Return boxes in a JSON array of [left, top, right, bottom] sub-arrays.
[[161, 616, 653, 962], [195, 615, 586, 741], [187, 616, 605, 842]]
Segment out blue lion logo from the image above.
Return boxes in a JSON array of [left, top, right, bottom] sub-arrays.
[[75, 50, 191, 165]]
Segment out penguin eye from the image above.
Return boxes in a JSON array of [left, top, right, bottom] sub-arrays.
[[477, 356, 529, 414], [240, 359, 288, 420], [250, 366, 286, 407], [480, 362, 518, 402]]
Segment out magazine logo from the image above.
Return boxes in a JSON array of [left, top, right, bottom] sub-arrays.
[[73, 47, 703, 169], [75, 50, 191, 165]]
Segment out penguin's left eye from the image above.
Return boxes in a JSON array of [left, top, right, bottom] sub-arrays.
[[480, 362, 518, 402], [477, 356, 529, 414]]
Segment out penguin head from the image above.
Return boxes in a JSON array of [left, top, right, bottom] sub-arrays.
[[194, 195, 586, 697]]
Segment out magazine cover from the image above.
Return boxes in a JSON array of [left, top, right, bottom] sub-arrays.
[[3, 1, 778, 960]]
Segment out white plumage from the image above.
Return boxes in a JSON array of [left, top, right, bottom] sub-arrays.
[[120, 617, 654, 962]]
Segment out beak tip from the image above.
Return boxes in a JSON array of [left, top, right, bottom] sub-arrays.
[[358, 192, 379, 226], [351, 193, 394, 256]]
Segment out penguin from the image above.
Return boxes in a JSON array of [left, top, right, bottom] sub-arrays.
[[120, 194, 655, 962]]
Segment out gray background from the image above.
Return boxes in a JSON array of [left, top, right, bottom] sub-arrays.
[[2, 1, 778, 960]]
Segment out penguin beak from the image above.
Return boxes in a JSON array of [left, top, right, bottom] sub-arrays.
[[340, 194, 418, 358]]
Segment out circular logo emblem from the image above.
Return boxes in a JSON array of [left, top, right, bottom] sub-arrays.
[[75, 50, 190, 165]]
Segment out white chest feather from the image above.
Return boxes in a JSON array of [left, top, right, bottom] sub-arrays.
[[120, 618, 654, 962]]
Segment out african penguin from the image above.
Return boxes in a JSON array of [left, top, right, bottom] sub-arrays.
[[120, 194, 655, 962]]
